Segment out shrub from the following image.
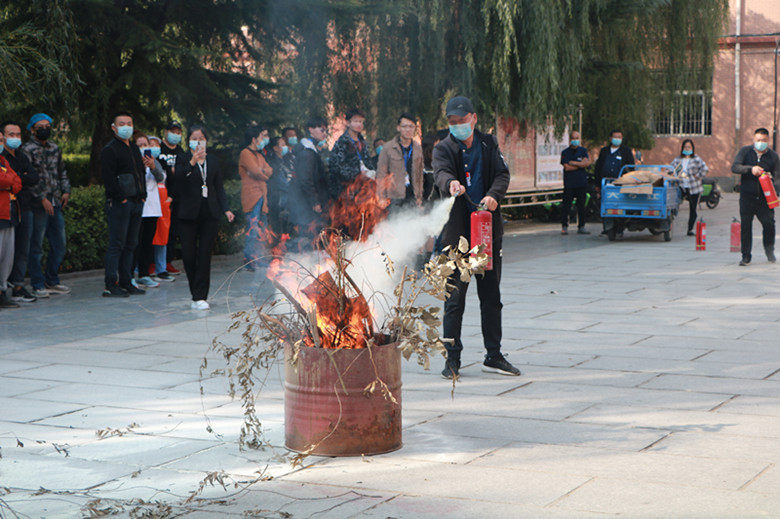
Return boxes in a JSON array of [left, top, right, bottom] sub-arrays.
[[62, 184, 109, 272], [214, 179, 245, 256], [63, 154, 91, 188]]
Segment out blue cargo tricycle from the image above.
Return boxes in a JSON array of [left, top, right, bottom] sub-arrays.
[[601, 164, 682, 242]]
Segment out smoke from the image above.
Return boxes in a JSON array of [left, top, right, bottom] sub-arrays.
[[270, 196, 455, 323], [344, 197, 455, 318]]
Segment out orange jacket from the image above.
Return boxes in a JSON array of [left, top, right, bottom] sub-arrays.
[[0, 155, 21, 221], [238, 147, 272, 213]]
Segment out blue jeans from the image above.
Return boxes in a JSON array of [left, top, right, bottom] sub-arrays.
[[154, 245, 167, 274], [8, 208, 34, 287], [244, 197, 268, 267], [104, 199, 143, 288], [28, 205, 66, 290]]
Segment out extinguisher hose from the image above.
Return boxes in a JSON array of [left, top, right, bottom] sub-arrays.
[[461, 192, 486, 211]]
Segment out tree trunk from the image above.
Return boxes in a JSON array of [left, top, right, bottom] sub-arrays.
[[87, 95, 120, 185]]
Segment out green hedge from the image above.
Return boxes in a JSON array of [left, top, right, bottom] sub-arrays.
[[59, 179, 244, 273], [63, 154, 91, 188]]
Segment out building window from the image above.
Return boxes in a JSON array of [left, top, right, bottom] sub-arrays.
[[652, 90, 712, 136]]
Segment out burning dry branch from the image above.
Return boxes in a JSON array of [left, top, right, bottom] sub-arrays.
[[206, 234, 488, 450]]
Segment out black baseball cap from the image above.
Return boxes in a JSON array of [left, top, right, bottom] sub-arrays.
[[445, 96, 475, 117], [166, 121, 182, 130]]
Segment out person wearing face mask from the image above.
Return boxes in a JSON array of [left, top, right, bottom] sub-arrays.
[[594, 129, 635, 236], [433, 95, 520, 380], [148, 136, 175, 283], [328, 108, 369, 201], [0, 130, 23, 309], [100, 112, 148, 297], [560, 130, 591, 235], [266, 136, 294, 240], [377, 113, 424, 212], [175, 125, 235, 309], [731, 128, 780, 265], [365, 138, 385, 171], [282, 127, 298, 156], [21, 113, 72, 298], [159, 121, 186, 276], [670, 139, 708, 237], [2, 121, 39, 303], [133, 133, 166, 288], [238, 125, 273, 271], [288, 116, 330, 252]]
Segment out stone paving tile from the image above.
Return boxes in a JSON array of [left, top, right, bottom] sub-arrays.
[[0, 375, 66, 398], [0, 396, 87, 423], [644, 430, 780, 463], [577, 354, 780, 380], [281, 457, 591, 508], [469, 441, 767, 491], [550, 477, 780, 517], [5, 364, 201, 390], [714, 395, 780, 417], [1, 346, 182, 370], [640, 373, 780, 397]]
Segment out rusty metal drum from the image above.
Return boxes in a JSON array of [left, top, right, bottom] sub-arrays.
[[284, 342, 402, 456]]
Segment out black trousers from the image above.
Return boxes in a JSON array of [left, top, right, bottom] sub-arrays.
[[166, 199, 180, 263], [135, 217, 158, 277], [684, 191, 700, 232], [179, 201, 219, 301], [104, 199, 143, 289], [740, 193, 775, 260], [561, 186, 587, 228], [442, 249, 503, 362]]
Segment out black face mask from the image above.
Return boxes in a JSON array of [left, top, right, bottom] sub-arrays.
[[35, 127, 51, 141]]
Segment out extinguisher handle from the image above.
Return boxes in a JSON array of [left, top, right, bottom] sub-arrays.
[[462, 192, 487, 211]]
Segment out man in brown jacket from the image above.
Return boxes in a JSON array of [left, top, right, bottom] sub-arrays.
[[376, 113, 424, 211]]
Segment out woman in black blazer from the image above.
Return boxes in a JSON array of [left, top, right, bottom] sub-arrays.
[[174, 125, 235, 310]]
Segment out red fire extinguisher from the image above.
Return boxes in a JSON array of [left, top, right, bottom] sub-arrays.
[[759, 173, 780, 208], [730, 217, 741, 252], [695, 218, 706, 251], [470, 208, 493, 270]]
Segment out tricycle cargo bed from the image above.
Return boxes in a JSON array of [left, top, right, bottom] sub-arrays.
[[600, 185, 679, 220]]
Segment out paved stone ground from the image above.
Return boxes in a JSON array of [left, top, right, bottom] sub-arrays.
[[1, 193, 779, 518]]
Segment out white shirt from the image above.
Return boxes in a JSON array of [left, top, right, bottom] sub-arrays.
[[142, 167, 165, 217]]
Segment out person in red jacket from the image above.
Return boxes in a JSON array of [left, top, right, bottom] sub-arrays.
[[0, 131, 23, 309]]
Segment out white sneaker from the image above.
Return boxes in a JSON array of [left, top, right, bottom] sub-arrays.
[[44, 283, 71, 294], [32, 288, 51, 298], [137, 276, 160, 288], [191, 300, 210, 310]]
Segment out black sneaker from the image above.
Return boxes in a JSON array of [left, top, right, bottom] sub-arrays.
[[577, 227, 590, 235], [441, 359, 460, 380], [153, 272, 175, 282], [739, 257, 751, 266], [561, 227, 568, 235], [121, 284, 146, 295], [687, 230, 695, 236], [103, 286, 129, 298], [11, 286, 37, 303], [767, 250, 777, 263], [0, 293, 20, 308], [482, 354, 521, 376]]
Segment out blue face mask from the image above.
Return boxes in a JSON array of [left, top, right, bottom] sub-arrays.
[[167, 132, 182, 145], [5, 137, 21, 150], [611, 138, 622, 147], [150, 146, 161, 158], [449, 122, 473, 141], [281, 146, 289, 156], [376, 145, 383, 155], [116, 125, 134, 140], [0, 144, 4, 154], [317, 139, 327, 148], [682, 149, 693, 156], [570, 140, 580, 147], [257, 137, 269, 151], [755, 141, 769, 152], [189, 140, 201, 151], [287, 137, 298, 147]]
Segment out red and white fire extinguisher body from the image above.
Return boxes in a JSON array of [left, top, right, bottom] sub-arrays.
[[759, 173, 780, 208], [695, 219, 706, 251], [730, 218, 741, 252], [470, 209, 493, 270]]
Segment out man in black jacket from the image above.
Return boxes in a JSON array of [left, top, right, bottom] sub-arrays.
[[433, 96, 520, 379], [289, 116, 330, 251], [731, 128, 779, 265], [2, 121, 39, 303], [594, 130, 635, 236], [101, 111, 148, 297]]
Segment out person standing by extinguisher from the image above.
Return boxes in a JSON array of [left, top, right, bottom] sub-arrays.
[[731, 128, 780, 266], [433, 95, 520, 380], [670, 139, 708, 237]]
